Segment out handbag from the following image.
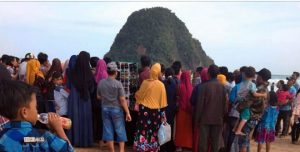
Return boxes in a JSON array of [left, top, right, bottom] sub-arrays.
[[158, 122, 171, 145]]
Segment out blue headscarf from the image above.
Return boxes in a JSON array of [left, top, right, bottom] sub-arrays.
[[66, 55, 77, 88]]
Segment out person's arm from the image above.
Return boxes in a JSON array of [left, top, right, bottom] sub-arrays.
[[119, 96, 132, 122], [48, 113, 69, 143], [252, 92, 267, 98]]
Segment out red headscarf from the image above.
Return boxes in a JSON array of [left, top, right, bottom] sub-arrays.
[[95, 59, 108, 84], [200, 67, 209, 83], [178, 71, 193, 112]]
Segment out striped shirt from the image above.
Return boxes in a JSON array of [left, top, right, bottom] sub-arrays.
[[0, 116, 9, 132]]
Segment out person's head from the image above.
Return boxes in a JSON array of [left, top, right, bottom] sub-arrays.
[[219, 66, 229, 78], [208, 64, 219, 79], [276, 80, 285, 89], [6, 56, 18, 67], [287, 77, 296, 87], [37, 52, 49, 66], [171, 61, 182, 76], [217, 74, 227, 85], [269, 91, 278, 106], [52, 71, 63, 86], [165, 67, 174, 79], [140, 55, 151, 68], [0, 80, 38, 124], [1, 54, 9, 65], [90, 56, 99, 68], [292, 72, 300, 79], [103, 56, 112, 64], [160, 63, 165, 75], [227, 72, 234, 83], [46, 58, 62, 80], [256, 68, 271, 85], [95, 59, 108, 83], [24, 53, 35, 62], [244, 66, 256, 80], [195, 66, 203, 77], [282, 84, 290, 92], [107, 62, 119, 77], [150, 63, 161, 80]]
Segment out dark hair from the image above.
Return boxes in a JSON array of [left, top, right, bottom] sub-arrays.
[[278, 80, 285, 86], [107, 70, 117, 76], [52, 71, 63, 80], [196, 66, 203, 73], [6, 56, 16, 66], [227, 72, 234, 82], [90, 56, 99, 68], [71, 51, 95, 100], [219, 66, 229, 78], [269, 90, 278, 106], [1, 54, 9, 64], [37, 52, 48, 65], [140, 55, 151, 67], [45, 58, 63, 81], [0, 80, 37, 119], [282, 84, 290, 92], [172, 61, 182, 75], [208, 64, 219, 79], [244, 66, 256, 78], [103, 57, 112, 64], [165, 68, 174, 78], [240, 66, 247, 73], [293, 72, 300, 78]]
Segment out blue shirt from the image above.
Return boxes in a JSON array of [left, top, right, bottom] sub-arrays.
[[0, 121, 73, 152], [280, 86, 297, 111]]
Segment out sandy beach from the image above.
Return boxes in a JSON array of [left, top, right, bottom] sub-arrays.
[[75, 136, 299, 152]]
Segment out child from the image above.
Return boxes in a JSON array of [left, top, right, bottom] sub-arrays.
[[277, 84, 291, 105], [234, 66, 267, 135], [52, 71, 69, 117], [0, 80, 73, 151]]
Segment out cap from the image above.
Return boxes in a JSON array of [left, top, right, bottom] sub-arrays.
[[256, 68, 271, 81], [107, 62, 119, 72], [286, 76, 296, 81], [25, 53, 34, 59]]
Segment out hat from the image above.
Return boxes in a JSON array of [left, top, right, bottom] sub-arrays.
[[107, 62, 119, 72], [25, 53, 34, 59], [286, 76, 296, 81], [256, 68, 271, 81]]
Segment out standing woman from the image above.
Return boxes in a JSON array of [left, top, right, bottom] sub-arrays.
[[67, 51, 95, 147], [291, 89, 300, 144], [93, 59, 108, 145], [26, 59, 44, 85], [175, 71, 193, 150], [133, 63, 167, 152], [45, 58, 63, 82]]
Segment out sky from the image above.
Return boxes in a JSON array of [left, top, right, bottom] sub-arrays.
[[0, 1, 300, 75]]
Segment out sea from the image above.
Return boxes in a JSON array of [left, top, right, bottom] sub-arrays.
[[268, 75, 299, 91]]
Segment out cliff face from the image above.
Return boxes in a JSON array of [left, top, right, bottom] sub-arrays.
[[105, 7, 214, 69]]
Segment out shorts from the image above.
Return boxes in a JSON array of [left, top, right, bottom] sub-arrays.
[[102, 107, 127, 142], [240, 108, 250, 121]]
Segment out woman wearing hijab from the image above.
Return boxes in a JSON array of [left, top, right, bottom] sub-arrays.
[[92, 59, 108, 145], [175, 71, 193, 150], [26, 59, 44, 85], [133, 63, 167, 152], [95, 59, 108, 84], [67, 51, 95, 147]]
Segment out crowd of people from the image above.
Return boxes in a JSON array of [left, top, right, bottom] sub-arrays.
[[0, 51, 300, 152]]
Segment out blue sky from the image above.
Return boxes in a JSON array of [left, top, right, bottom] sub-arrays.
[[0, 1, 300, 75]]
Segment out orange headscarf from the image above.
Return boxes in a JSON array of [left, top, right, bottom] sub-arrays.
[[26, 59, 44, 85], [217, 74, 227, 85], [135, 63, 167, 109]]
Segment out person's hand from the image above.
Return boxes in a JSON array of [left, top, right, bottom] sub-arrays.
[[48, 113, 63, 133], [125, 113, 132, 122], [263, 93, 267, 98]]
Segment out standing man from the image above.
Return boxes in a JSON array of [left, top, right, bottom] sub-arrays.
[[194, 64, 228, 152], [238, 68, 271, 152], [97, 62, 132, 152]]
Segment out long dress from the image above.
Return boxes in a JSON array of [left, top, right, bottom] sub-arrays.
[[67, 85, 93, 147]]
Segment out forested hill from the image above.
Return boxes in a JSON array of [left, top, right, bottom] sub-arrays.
[[105, 7, 214, 70]]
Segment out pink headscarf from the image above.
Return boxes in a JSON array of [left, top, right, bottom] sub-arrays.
[[95, 59, 108, 84], [200, 67, 209, 83], [178, 71, 193, 112]]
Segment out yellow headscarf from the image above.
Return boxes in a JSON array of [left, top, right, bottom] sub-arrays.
[[26, 59, 45, 85], [217, 74, 227, 85], [135, 63, 167, 109]]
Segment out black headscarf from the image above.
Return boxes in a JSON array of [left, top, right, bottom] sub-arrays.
[[71, 51, 95, 100]]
